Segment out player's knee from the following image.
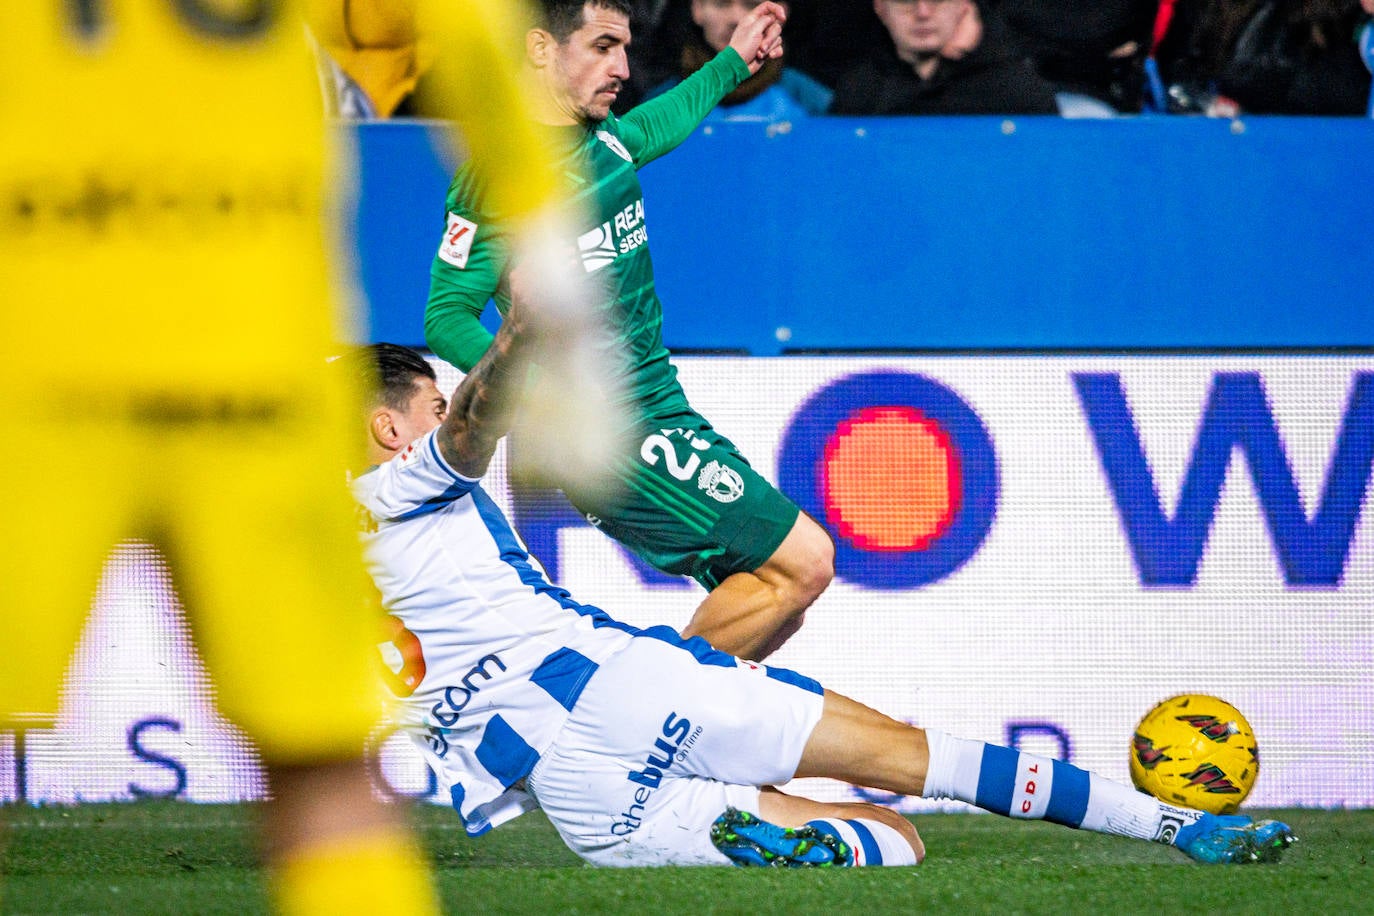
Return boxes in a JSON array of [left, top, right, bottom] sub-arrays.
[[907, 827, 926, 864]]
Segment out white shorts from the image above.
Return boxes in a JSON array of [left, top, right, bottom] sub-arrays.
[[525, 630, 826, 867]]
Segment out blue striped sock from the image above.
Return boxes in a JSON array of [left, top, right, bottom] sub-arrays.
[[923, 730, 1172, 841], [804, 818, 918, 866], [973, 743, 1091, 827]]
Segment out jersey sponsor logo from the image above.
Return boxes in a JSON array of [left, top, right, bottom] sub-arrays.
[[68, 390, 289, 426], [64, 0, 280, 43], [577, 222, 617, 272], [576, 199, 649, 272], [612, 712, 697, 836], [2, 170, 309, 237], [423, 653, 508, 758], [595, 130, 633, 162], [697, 460, 744, 503], [437, 212, 478, 268]]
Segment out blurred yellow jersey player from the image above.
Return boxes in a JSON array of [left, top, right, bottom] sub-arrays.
[[0, 1, 569, 913]]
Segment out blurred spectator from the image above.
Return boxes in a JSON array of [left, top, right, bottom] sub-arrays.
[[1155, 0, 1372, 114], [309, 0, 434, 117], [992, 0, 1159, 113], [829, 0, 1060, 115], [1362, 0, 1374, 115], [646, 0, 833, 120], [619, 0, 694, 111], [784, 0, 895, 89]]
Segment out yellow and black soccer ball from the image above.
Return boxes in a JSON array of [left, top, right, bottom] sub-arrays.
[[1129, 694, 1259, 814]]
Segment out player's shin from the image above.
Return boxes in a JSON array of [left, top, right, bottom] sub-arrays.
[[919, 729, 1199, 843]]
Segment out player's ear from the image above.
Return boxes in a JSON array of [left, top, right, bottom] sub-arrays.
[[527, 28, 553, 67], [370, 408, 398, 450]]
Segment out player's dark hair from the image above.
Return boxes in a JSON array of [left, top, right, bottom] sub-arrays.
[[338, 343, 437, 411], [536, 0, 633, 42]]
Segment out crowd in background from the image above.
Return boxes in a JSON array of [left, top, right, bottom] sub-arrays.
[[315, 0, 1374, 120], [622, 0, 1374, 117]]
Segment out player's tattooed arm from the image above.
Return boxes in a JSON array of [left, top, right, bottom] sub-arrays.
[[434, 302, 532, 479]]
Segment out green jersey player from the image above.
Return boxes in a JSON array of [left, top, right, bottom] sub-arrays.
[[424, 0, 832, 661]]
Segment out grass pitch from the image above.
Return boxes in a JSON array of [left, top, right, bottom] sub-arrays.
[[2, 802, 1371, 914]]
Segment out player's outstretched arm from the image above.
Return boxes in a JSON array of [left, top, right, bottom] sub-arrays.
[[434, 298, 534, 479]]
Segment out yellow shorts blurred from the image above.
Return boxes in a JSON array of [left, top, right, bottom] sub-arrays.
[[0, 372, 383, 764]]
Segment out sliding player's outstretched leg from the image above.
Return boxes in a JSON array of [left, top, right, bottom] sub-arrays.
[[917, 729, 1295, 864], [794, 691, 1296, 865]]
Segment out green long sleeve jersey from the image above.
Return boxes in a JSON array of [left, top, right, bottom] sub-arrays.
[[423, 48, 751, 427]]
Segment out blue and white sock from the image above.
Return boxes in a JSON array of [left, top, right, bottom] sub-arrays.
[[804, 818, 918, 866], [921, 730, 1204, 845]]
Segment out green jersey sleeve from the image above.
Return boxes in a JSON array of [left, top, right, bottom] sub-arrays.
[[424, 192, 512, 372], [618, 48, 750, 166]]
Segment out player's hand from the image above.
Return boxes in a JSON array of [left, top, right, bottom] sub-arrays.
[[728, 1, 786, 75], [505, 226, 585, 344], [504, 214, 631, 500], [941, 2, 981, 61]]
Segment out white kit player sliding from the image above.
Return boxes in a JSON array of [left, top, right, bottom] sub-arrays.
[[340, 305, 1295, 868]]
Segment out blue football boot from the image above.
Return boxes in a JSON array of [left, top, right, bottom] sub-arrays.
[[1175, 813, 1296, 864], [710, 808, 853, 868]]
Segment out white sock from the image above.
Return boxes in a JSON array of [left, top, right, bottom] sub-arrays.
[[805, 817, 918, 866], [922, 729, 1203, 845]]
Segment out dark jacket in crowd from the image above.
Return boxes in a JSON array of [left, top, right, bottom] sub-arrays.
[[828, 24, 1060, 115], [1157, 0, 1372, 114], [993, 0, 1159, 111]]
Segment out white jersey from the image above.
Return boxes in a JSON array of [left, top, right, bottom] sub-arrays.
[[352, 430, 636, 835]]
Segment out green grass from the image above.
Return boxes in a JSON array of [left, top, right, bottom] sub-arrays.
[[2, 803, 1371, 914]]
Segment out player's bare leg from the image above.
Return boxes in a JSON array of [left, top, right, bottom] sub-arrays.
[[681, 513, 834, 660], [786, 691, 1294, 865], [265, 760, 438, 916], [792, 690, 930, 794]]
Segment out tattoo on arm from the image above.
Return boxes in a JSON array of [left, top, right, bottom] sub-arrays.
[[435, 320, 528, 478]]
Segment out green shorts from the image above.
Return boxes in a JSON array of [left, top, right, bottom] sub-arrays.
[[560, 412, 800, 591]]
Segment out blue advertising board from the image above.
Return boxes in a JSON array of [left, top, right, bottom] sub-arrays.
[[351, 116, 1373, 353]]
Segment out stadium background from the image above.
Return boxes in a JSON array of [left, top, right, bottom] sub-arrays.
[[3, 117, 1369, 811]]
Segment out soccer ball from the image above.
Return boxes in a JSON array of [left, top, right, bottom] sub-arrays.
[[1129, 694, 1259, 814]]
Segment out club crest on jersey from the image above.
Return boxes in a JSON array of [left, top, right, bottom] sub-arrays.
[[438, 212, 478, 268], [697, 460, 744, 503], [595, 129, 633, 162]]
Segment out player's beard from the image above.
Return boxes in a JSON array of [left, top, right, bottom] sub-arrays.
[[580, 80, 622, 123]]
